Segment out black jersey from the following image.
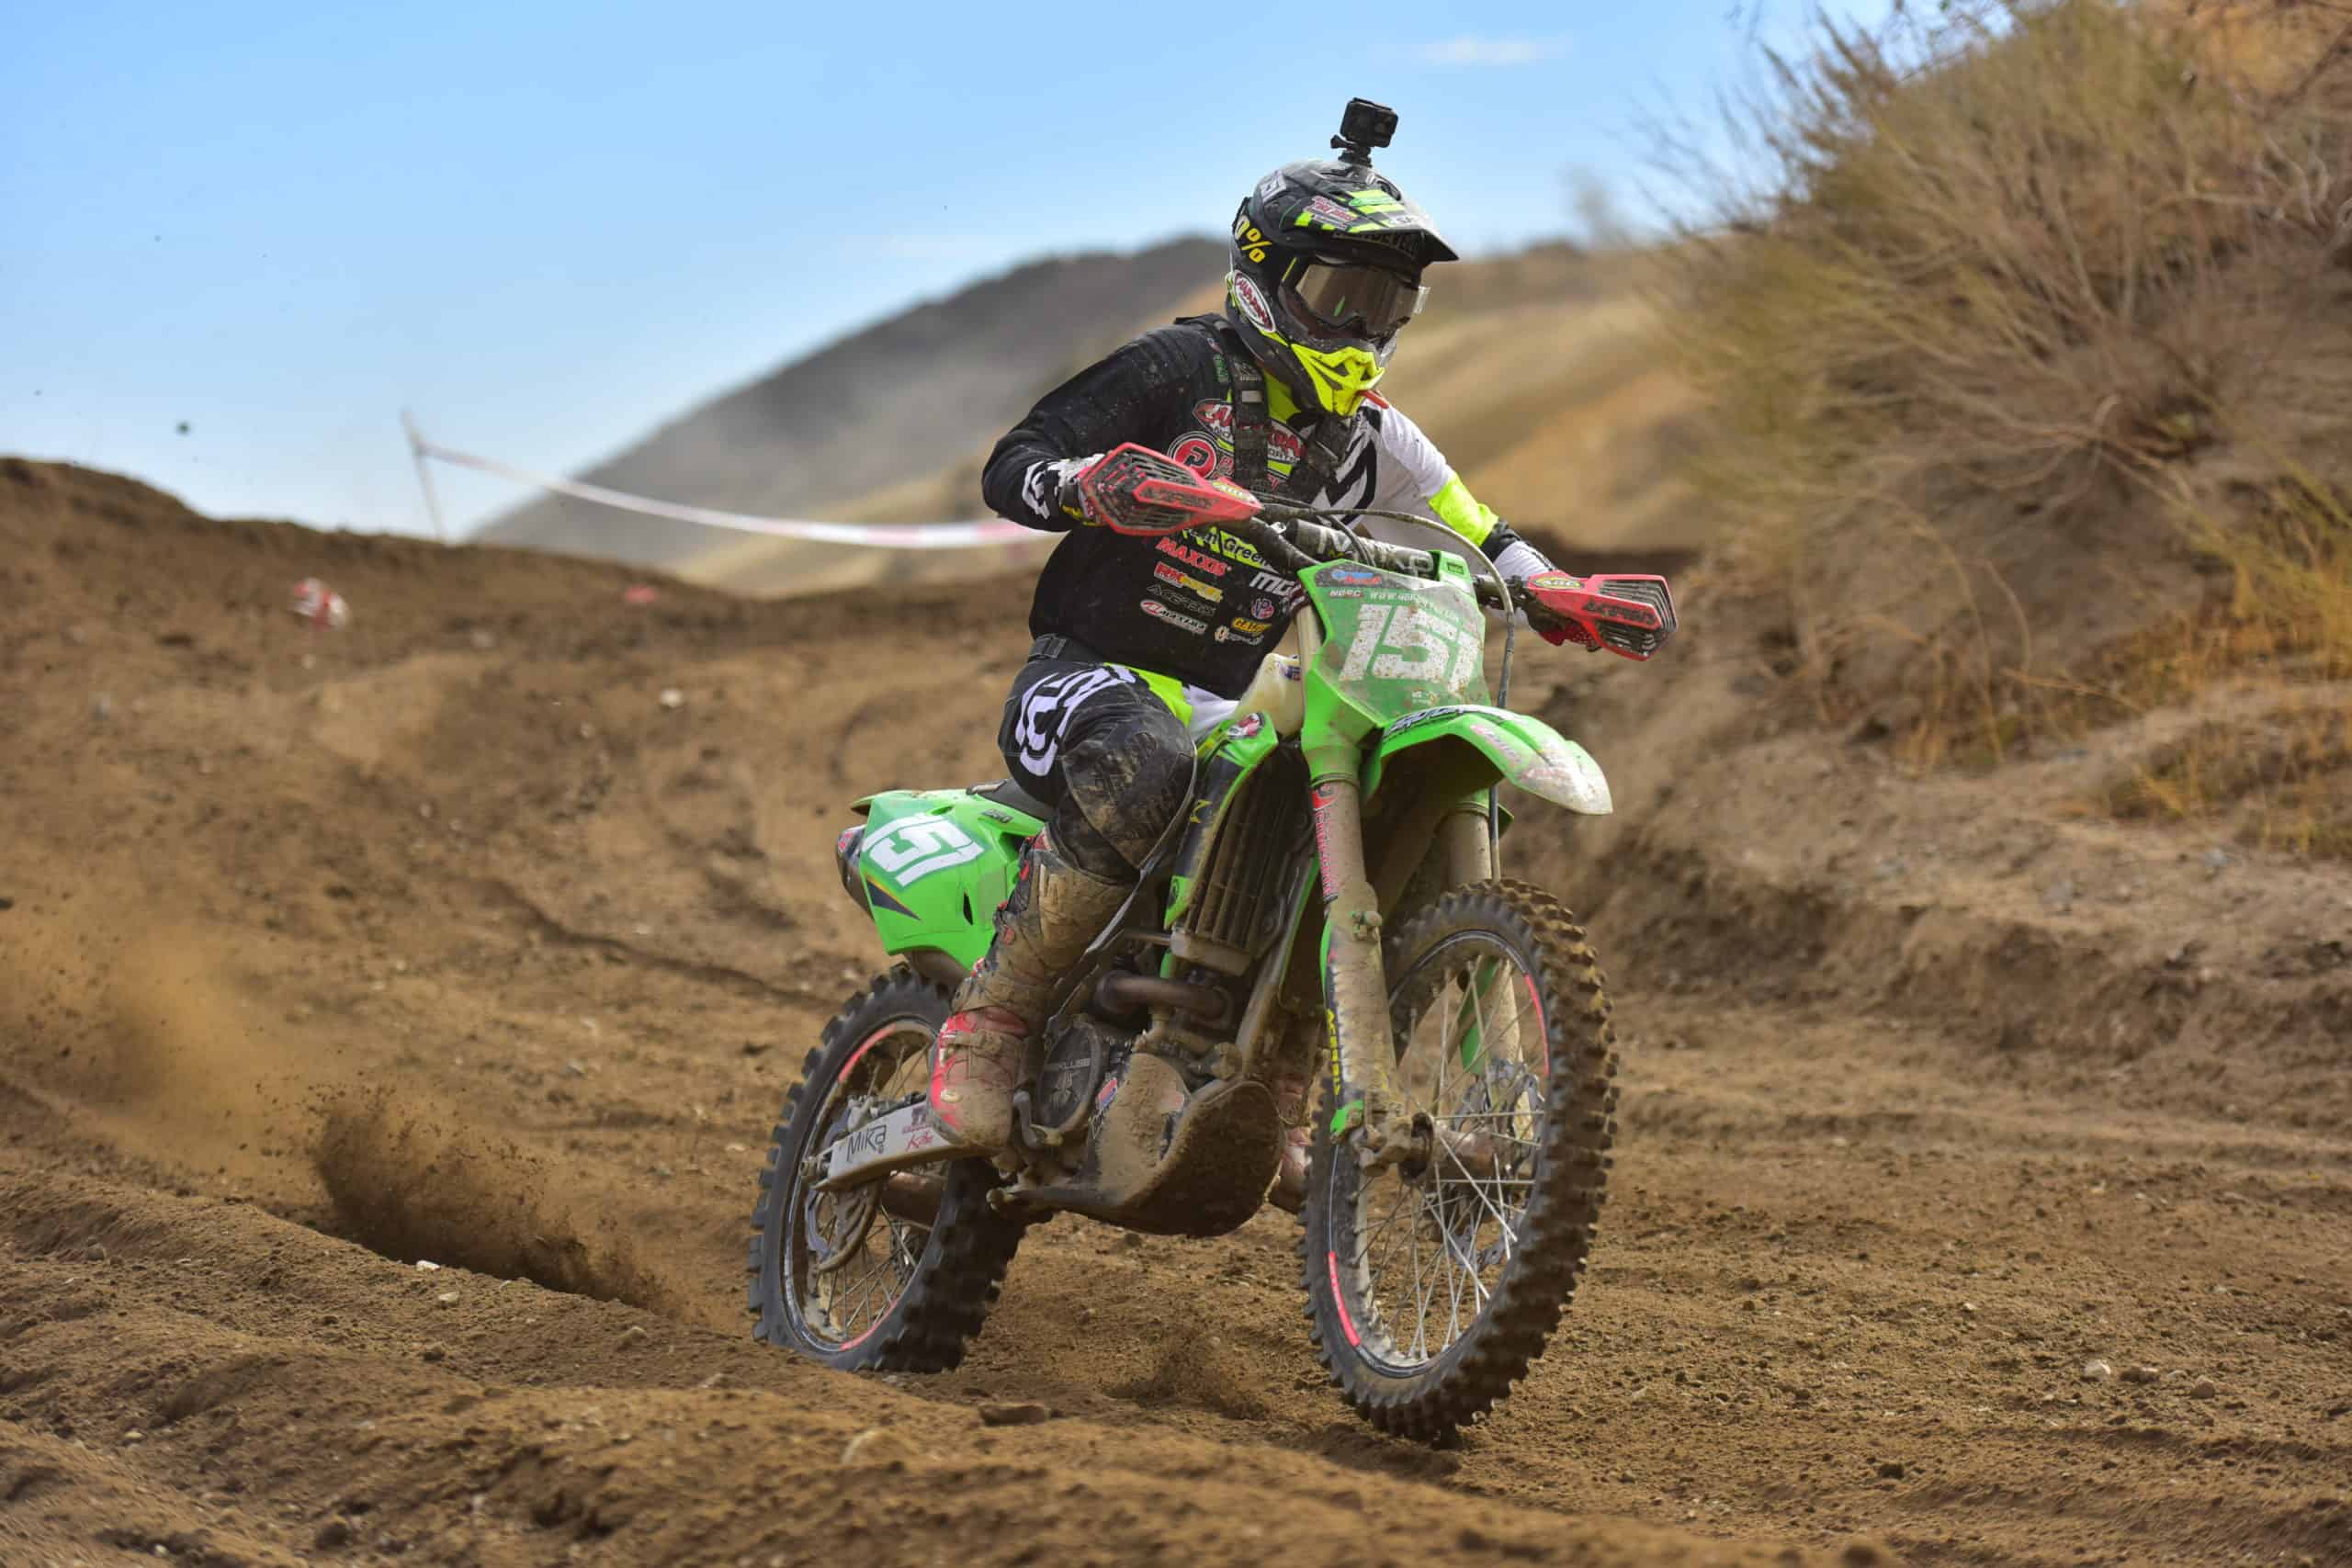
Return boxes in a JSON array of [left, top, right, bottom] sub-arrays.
[[980, 316, 1518, 698]]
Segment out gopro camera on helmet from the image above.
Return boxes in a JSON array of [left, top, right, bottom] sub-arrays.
[[1333, 98, 1397, 164]]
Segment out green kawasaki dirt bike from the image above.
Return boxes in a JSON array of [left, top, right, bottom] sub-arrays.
[[746, 445, 1678, 1440]]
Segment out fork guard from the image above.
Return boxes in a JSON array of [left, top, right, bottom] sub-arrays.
[[1363, 705, 1612, 817]]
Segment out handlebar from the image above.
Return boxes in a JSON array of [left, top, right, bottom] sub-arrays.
[[1226, 513, 1513, 610], [1130, 468, 1671, 663]]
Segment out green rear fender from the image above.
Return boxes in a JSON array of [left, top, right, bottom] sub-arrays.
[[1363, 705, 1612, 815], [844, 788, 1045, 970]]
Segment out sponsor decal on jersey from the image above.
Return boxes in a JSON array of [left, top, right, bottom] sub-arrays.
[[1170, 434, 1218, 478], [1153, 560, 1225, 604], [1252, 597, 1277, 620], [1214, 624, 1269, 645], [1155, 537, 1229, 576], [1201, 528, 1269, 569], [1228, 616, 1274, 636], [1190, 400, 1306, 465], [1139, 598, 1209, 635], [1246, 570, 1306, 614], [1231, 273, 1278, 334]]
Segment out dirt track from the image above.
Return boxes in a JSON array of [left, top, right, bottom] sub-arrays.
[[3, 458, 2348, 1568]]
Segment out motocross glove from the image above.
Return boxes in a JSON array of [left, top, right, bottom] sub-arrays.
[[1492, 536, 1590, 649], [1052, 455, 1105, 525]]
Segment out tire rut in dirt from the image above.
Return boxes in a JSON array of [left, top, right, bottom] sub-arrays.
[[313, 1090, 678, 1312], [746, 964, 1025, 1371], [1300, 877, 1619, 1442]]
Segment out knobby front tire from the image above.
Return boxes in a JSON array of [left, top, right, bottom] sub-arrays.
[[1299, 878, 1619, 1441]]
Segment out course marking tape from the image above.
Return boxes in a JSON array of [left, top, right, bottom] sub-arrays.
[[406, 422, 1041, 551]]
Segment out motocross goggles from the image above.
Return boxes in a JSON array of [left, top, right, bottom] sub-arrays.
[[1281, 254, 1429, 343]]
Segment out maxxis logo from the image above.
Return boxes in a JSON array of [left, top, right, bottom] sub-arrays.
[[1156, 537, 1229, 576]]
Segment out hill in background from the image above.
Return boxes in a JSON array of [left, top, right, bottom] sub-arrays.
[[675, 242, 1704, 598], [476, 236, 1225, 569]]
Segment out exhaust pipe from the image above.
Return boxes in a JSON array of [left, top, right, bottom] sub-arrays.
[[1093, 971, 1231, 1025]]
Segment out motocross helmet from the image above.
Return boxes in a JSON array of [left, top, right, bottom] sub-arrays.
[[1226, 99, 1457, 418]]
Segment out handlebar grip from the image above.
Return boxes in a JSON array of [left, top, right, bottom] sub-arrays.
[[1285, 520, 1437, 580]]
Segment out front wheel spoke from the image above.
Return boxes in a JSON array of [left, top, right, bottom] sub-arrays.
[[1442, 1224, 1471, 1348], [1430, 1109, 1542, 1141], [1431, 1179, 1494, 1303], [1438, 1132, 1525, 1260], [1407, 1195, 1432, 1361], [1464, 964, 1491, 1089], [1365, 1192, 1415, 1280]]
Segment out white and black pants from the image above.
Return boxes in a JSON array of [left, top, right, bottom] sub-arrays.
[[997, 649, 1194, 883]]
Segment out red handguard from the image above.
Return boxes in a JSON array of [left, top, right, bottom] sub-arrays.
[[1521, 570, 1679, 661], [1078, 443, 1261, 536]]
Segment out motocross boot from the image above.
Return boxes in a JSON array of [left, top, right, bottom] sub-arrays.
[[928, 831, 1129, 1155]]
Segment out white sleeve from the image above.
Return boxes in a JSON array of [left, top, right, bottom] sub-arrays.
[[1363, 400, 1453, 519], [1356, 400, 1487, 573]]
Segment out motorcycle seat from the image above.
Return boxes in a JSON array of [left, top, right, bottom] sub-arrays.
[[971, 777, 1052, 821]]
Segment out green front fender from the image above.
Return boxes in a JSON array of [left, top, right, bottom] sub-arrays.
[[1363, 705, 1613, 815]]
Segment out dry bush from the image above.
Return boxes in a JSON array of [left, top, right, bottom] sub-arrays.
[[2099, 469, 2352, 852], [1654, 0, 2352, 772]]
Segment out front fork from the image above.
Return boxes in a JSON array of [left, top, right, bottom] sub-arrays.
[[1307, 773, 1417, 1165]]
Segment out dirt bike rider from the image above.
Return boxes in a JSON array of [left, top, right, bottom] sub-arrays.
[[927, 101, 1585, 1160]]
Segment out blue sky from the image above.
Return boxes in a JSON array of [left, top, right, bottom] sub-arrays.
[[2, 1, 1890, 538]]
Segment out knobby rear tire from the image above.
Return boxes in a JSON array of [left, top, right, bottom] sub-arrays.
[[746, 964, 1024, 1371], [1299, 877, 1619, 1441]]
